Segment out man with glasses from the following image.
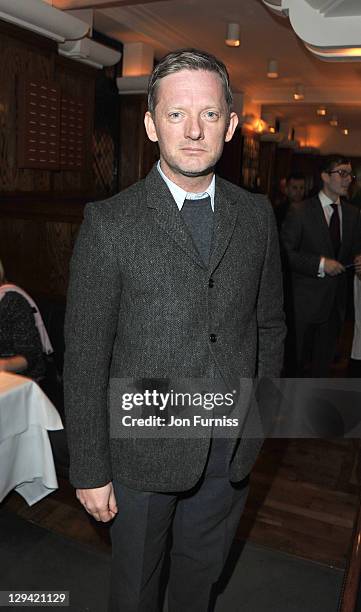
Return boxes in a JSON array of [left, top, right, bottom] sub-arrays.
[[282, 155, 361, 376]]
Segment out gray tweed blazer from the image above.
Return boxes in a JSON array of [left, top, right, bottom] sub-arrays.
[[64, 165, 285, 491]]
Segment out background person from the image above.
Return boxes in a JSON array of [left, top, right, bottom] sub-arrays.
[[282, 156, 361, 377], [275, 172, 306, 229], [0, 259, 50, 380]]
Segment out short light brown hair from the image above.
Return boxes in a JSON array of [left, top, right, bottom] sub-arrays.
[[147, 48, 233, 115]]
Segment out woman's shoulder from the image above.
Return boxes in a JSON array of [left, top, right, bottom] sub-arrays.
[[0, 290, 33, 314]]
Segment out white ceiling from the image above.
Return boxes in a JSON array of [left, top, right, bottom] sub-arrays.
[[55, 0, 361, 150]]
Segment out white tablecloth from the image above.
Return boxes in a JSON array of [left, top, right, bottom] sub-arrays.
[[0, 371, 63, 505]]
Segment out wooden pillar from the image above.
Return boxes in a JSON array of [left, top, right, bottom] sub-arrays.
[[118, 94, 158, 189], [258, 140, 277, 197]]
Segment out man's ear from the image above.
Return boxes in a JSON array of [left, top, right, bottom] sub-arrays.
[[225, 112, 239, 142], [144, 111, 158, 143], [321, 171, 329, 186]]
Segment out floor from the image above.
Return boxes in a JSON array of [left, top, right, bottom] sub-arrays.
[[2, 438, 360, 570]]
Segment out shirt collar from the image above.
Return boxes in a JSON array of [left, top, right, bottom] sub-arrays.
[[157, 161, 215, 211], [319, 190, 340, 208]]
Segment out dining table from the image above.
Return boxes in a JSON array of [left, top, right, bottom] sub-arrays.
[[0, 371, 63, 506]]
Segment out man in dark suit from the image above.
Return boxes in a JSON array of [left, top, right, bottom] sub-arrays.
[[64, 49, 285, 611], [282, 155, 361, 377]]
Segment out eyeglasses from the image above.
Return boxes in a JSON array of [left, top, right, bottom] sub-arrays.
[[328, 169, 355, 180]]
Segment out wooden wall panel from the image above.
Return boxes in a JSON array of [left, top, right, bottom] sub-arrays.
[[258, 140, 277, 197], [0, 21, 96, 195], [118, 94, 158, 189], [0, 26, 53, 192], [52, 57, 95, 194], [0, 216, 80, 298], [0, 21, 96, 299]]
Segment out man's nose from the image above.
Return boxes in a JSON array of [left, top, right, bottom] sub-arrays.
[[184, 116, 204, 140]]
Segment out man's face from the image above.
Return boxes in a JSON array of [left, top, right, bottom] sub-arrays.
[[144, 69, 238, 187], [322, 163, 353, 200], [286, 179, 305, 204]]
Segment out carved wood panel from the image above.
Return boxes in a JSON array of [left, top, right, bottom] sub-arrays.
[[60, 96, 86, 170], [0, 29, 53, 191], [17, 77, 60, 170], [0, 23, 96, 194]]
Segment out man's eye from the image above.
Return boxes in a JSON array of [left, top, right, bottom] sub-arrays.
[[169, 112, 182, 120], [204, 111, 219, 120]]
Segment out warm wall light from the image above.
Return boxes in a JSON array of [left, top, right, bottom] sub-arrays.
[[330, 115, 338, 127], [317, 107, 327, 116], [293, 84, 304, 101], [269, 126, 276, 133], [254, 118, 267, 133], [343, 128, 349, 135], [225, 23, 240, 47], [267, 59, 278, 79]]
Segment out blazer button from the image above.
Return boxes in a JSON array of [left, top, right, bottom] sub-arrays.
[[208, 278, 214, 288], [209, 333, 217, 343]]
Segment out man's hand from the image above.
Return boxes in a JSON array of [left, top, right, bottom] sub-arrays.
[[76, 482, 118, 522], [324, 258, 345, 276], [354, 254, 361, 279]]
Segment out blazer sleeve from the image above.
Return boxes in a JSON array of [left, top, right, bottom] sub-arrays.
[[256, 196, 286, 378], [64, 202, 122, 489], [281, 204, 322, 277]]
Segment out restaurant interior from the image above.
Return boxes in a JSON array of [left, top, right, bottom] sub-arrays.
[[0, 0, 360, 610]]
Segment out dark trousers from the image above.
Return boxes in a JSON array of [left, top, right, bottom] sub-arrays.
[[295, 306, 342, 377], [109, 437, 249, 612]]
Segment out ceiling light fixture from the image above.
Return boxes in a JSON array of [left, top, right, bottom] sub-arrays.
[[330, 115, 338, 127], [305, 45, 361, 62], [343, 128, 349, 135], [293, 84, 304, 101], [267, 59, 278, 79], [225, 23, 240, 47], [317, 107, 327, 116]]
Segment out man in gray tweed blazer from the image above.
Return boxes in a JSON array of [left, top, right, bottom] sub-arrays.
[[64, 49, 286, 612]]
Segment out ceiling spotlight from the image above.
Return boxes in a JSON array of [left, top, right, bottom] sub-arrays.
[[317, 107, 327, 116], [330, 115, 338, 127], [343, 128, 349, 135], [267, 59, 278, 79], [225, 23, 240, 47], [293, 84, 304, 101]]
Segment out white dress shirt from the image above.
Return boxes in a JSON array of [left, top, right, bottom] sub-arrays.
[[157, 161, 215, 211], [317, 190, 343, 277], [318, 190, 343, 236]]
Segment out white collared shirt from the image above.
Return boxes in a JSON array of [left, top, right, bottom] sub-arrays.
[[318, 190, 343, 236], [157, 161, 215, 211], [317, 190, 343, 277]]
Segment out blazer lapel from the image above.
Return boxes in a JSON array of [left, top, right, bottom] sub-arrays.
[[208, 179, 239, 273], [144, 166, 206, 269], [311, 196, 334, 256]]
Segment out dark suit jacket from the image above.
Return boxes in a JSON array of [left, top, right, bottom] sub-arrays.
[[64, 166, 285, 491], [281, 195, 361, 325]]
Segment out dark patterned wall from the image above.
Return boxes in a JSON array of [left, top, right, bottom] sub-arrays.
[[0, 21, 96, 297]]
